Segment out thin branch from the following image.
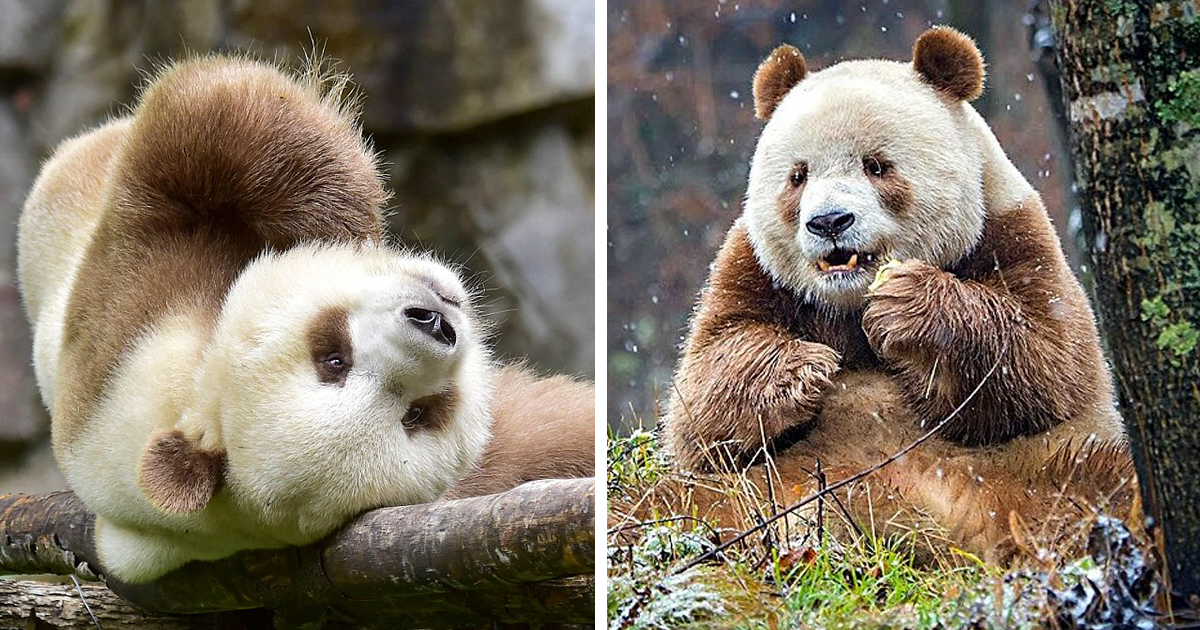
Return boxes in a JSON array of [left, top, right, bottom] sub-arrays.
[[672, 348, 1008, 575]]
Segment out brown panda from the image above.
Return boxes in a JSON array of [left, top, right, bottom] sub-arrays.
[[18, 55, 593, 583], [660, 28, 1134, 560]]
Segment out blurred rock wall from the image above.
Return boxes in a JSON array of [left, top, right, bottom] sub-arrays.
[[0, 0, 595, 491]]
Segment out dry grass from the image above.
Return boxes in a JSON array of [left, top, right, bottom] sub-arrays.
[[606, 426, 1162, 630]]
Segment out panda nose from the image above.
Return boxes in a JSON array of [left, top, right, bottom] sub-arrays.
[[806, 211, 856, 239], [404, 307, 457, 347]]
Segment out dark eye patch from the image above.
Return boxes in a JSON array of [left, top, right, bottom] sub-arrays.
[[402, 386, 460, 432], [307, 306, 353, 386]]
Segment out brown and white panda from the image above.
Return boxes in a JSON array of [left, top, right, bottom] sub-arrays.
[[661, 28, 1134, 561], [18, 56, 592, 583]]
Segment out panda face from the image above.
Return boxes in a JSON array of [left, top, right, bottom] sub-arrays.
[[744, 60, 987, 308], [195, 243, 493, 540]]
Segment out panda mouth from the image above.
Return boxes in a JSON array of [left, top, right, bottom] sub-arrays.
[[817, 249, 876, 274]]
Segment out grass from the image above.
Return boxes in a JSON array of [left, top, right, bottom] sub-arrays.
[[606, 428, 1160, 630]]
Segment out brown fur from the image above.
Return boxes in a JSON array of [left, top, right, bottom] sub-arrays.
[[776, 163, 806, 227], [307, 305, 353, 386], [862, 194, 1113, 446], [658, 27, 1131, 562], [867, 161, 915, 216], [52, 57, 386, 457], [911, 27, 985, 102], [138, 430, 227, 514], [664, 222, 876, 470], [443, 364, 595, 500], [661, 200, 1130, 561], [753, 45, 806, 120], [624, 371, 1135, 565], [409, 387, 460, 432]]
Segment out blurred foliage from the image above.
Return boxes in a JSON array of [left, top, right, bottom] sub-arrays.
[[607, 0, 1079, 428]]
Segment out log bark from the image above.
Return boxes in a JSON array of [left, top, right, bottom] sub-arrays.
[[0, 579, 225, 629], [1050, 0, 1200, 602], [0, 478, 596, 629]]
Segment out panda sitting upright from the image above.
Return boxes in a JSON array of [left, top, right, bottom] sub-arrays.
[[662, 27, 1133, 560]]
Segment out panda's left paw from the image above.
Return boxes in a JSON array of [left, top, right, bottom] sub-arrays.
[[861, 259, 954, 358]]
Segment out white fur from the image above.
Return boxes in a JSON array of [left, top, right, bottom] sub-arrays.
[[20, 122, 493, 582], [53, 243, 494, 582], [744, 60, 995, 307]]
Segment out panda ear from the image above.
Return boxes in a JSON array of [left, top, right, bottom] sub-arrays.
[[139, 430, 226, 514], [912, 27, 985, 101], [753, 44, 806, 120]]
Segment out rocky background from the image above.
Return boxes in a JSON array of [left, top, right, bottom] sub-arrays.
[[0, 0, 596, 492], [608, 0, 1078, 428]]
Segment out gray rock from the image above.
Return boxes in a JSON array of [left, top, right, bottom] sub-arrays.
[[0, 0, 67, 72], [387, 114, 594, 376], [226, 0, 595, 133]]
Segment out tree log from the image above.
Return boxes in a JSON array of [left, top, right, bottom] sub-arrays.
[[0, 579, 226, 629], [0, 478, 596, 629], [1051, 0, 1200, 602]]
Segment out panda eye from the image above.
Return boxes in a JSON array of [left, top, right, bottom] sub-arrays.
[[789, 162, 808, 187], [322, 353, 347, 370], [402, 404, 426, 429], [863, 155, 892, 178]]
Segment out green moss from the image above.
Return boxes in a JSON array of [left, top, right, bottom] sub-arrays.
[[1141, 296, 1171, 322], [1141, 296, 1198, 365], [1158, 69, 1200, 125], [1157, 321, 1200, 361]]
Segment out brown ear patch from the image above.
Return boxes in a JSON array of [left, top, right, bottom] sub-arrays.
[[139, 430, 226, 514], [753, 44, 807, 120], [912, 27, 985, 101]]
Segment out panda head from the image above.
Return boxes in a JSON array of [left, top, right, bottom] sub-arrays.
[[744, 27, 989, 308], [138, 242, 493, 537]]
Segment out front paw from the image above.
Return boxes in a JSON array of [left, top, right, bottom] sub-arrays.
[[862, 259, 948, 358], [765, 340, 841, 427]]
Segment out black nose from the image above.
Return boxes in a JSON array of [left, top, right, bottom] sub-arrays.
[[404, 308, 456, 347], [805, 211, 856, 239]]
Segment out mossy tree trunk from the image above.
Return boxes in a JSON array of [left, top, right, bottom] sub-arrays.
[[1051, 0, 1200, 602]]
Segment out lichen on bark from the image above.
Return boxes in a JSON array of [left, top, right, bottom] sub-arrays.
[[1052, 0, 1200, 602]]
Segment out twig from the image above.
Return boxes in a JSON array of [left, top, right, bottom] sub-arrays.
[[607, 515, 719, 538], [70, 574, 103, 630], [672, 348, 1007, 575]]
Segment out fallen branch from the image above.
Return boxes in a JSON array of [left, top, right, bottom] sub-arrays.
[[0, 478, 595, 629]]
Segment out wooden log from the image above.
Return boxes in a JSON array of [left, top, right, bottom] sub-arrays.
[[0, 478, 596, 629]]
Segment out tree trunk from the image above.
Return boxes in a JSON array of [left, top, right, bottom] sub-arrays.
[[1051, 0, 1200, 603]]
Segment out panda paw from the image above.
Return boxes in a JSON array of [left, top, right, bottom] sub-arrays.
[[861, 259, 954, 359], [771, 339, 841, 418]]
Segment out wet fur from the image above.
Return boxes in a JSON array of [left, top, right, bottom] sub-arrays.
[[661, 28, 1133, 559]]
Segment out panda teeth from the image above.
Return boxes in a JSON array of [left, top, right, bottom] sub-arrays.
[[818, 252, 861, 273]]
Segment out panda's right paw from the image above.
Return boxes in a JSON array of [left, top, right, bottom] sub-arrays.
[[770, 340, 841, 428]]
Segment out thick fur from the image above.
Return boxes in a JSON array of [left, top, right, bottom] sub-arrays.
[[443, 364, 595, 500], [753, 45, 806, 120], [662, 28, 1132, 559], [18, 57, 499, 583]]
